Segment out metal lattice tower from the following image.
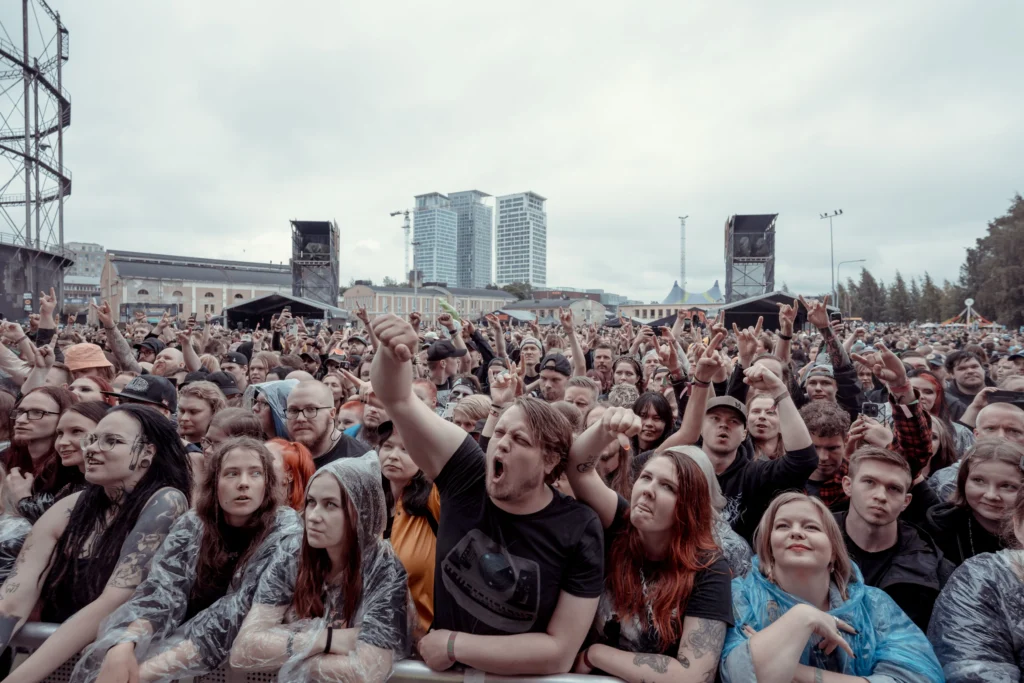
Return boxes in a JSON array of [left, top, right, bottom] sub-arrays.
[[290, 220, 340, 308], [0, 0, 72, 314], [724, 214, 777, 303]]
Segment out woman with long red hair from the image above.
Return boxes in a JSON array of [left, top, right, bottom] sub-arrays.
[[909, 369, 974, 457], [566, 406, 732, 682], [229, 452, 411, 682], [265, 438, 315, 510]]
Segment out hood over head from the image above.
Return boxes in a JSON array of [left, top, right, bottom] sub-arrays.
[[254, 379, 298, 439], [306, 451, 386, 567]]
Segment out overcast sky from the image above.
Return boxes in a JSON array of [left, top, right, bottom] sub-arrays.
[[6, 1, 1022, 303]]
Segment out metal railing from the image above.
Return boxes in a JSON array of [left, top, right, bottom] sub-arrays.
[[0, 231, 73, 260], [11, 622, 621, 683]]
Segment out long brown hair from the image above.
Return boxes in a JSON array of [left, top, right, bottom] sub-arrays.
[[191, 437, 279, 601], [608, 451, 719, 649], [291, 474, 362, 623], [3, 386, 78, 494]]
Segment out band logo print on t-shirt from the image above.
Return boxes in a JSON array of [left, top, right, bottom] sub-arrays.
[[441, 529, 540, 633]]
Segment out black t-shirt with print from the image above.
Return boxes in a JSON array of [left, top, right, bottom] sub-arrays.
[[313, 432, 371, 469], [595, 496, 734, 655], [431, 435, 605, 635]]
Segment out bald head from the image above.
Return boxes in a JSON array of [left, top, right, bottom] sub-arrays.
[[152, 348, 185, 377], [287, 371, 316, 382], [976, 402, 1024, 446], [290, 380, 334, 405]]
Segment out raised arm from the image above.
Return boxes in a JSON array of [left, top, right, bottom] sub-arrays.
[[485, 314, 508, 361], [92, 300, 142, 374], [774, 298, 798, 363], [6, 488, 187, 683], [177, 327, 202, 372], [560, 308, 586, 377], [745, 365, 811, 452], [567, 407, 640, 528], [370, 314, 469, 481], [657, 331, 726, 452]]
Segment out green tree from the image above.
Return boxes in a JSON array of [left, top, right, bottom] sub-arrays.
[[908, 278, 921, 322], [918, 273, 943, 322], [886, 272, 912, 322], [852, 269, 887, 321], [958, 194, 1024, 326], [940, 279, 964, 320], [382, 276, 399, 287], [501, 282, 534, 301]]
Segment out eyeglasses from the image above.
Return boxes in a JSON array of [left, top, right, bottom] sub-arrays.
[[81, 432, 128, 452], [10, 408, 60, 422], [253, 399, 270, 411], [201, 437, 219, 452], [285, 405, 333, 420]]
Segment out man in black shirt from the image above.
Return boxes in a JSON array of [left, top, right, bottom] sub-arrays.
[[285, 381, 369, 468], [656, 332, 818, 541], [945, 350, 989, 406], [370, 314, 604, 676], [835, 446, 953, 630]]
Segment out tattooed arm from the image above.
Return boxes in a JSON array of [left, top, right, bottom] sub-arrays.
[[583, 617, 727, 683], [0, 492, 78, 651], [566, 406, 638, 529], [4, 487, 187, 683], [105, 321, 143, 374]]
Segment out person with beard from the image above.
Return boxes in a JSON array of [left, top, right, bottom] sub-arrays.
[[591, 342, 615, 394], [285, 381, 369, 469], [2, 386, 80, 522], [151, 347, 187, 384], [655, 332, 818, 542], [538, 353, 572, 402], [834, 447, 954, 631], [944, 350, 989, 407], [368, 313, 604, 676], [425, 340, 465, 409], [356, 395, 390, 449]]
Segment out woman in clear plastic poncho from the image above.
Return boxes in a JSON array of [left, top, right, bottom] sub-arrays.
[[722, 492, 944, 683], [0, 405, 192, 683], [928, 486, 1024, 681], [229, 451, 412, 683], [75, 437, 301, 683]]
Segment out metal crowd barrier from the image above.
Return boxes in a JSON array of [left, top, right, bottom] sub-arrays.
[[11, 622, 621, 683]]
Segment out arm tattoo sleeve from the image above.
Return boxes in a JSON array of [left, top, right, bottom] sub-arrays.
[[633, 653, 671, 673], [685, 618, 727, 659], [107, 326, 142, 374], [107, 489, 188, 590], [819, 327, 850, 369]]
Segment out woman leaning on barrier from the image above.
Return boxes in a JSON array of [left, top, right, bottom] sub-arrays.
[[0, 405, 192, 683], [229, 453, 412, 683], [565, 406, 733, 683], [76, 437, 301, 683]]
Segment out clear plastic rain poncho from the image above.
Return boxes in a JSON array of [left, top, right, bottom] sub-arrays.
[[71, 506, 302, 683], [721, 557, 944, 683], [928, 549, 1024, 682], [228, 452, 413, 683], [243, 379, 298, 439], [0, 513, 32, 583]]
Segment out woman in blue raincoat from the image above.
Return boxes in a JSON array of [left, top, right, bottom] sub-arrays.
[[721, 492, 943, 683]]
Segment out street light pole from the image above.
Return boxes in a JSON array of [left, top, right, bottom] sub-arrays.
[[819, 210, 843, 304], [836, 259, 866, 316]]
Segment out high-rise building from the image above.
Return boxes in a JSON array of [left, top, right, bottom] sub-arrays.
[[66, 242, 105, 278], [495, 191, 547, 287], [449, 190, 493, 288], [412, 193, 458, 286]]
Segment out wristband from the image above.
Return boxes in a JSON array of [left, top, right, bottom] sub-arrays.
[[691, 378, 711, 388], [10, 335, 26, 345], [772, 391, 791, 407], [447, 631, 457, 663], [324, 626, 333, 654], [582, 647, 595, 670], [777, 333, 793, 341]]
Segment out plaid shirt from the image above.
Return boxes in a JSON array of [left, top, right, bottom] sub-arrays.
[[815, 389, 933, 507]]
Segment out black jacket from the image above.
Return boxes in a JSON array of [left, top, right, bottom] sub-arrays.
[[834, 511, 954, 631], [716, 438, 819, 542], [923, 502, 1006, 567]]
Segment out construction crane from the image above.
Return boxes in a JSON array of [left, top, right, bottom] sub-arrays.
[[390, 210, 412, 284]]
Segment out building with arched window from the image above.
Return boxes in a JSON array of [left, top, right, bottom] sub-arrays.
[[100, 250, 291, 322]]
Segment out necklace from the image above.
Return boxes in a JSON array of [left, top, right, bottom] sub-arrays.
[[638, 566, 655, 626], [967, 515, 977, 558]]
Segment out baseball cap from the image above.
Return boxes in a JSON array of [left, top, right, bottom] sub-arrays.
[[521, 336, 544, 352], [64, 343, 114, 372], [221, 351, 248, 367], [134, 338, 166, 355], [540, 353, 572, 377], [1008, 352, 1024, 362], [326, 351, 348, 365], [206, 371, 241, 397], [103, 375, 178, 413], [427, 340, 467, 362], [802, 365, 836, 387], [705, 396, 747, 420], [925, 352, 946, 368], [299, 351, 319, 362], [348, 335, 369, 347]]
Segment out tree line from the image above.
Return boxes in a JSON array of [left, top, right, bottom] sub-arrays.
[[835, 194, 1024, 326]]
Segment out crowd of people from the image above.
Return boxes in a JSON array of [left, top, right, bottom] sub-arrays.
[[0, 287, 1023, 682]]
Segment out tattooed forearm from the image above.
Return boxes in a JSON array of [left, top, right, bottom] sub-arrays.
[[686, 618, 727, 659], [107, 489, 187, 590], [576, 458, 598, 473], [108, 326, 142, 374], [633, 653, 670, 673]]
